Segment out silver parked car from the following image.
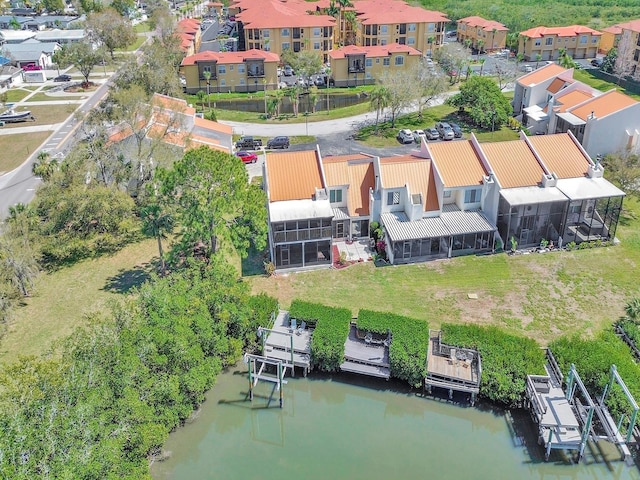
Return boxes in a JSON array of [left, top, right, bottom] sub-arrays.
[[424, 127, 440, 140], [435, 122, 455, 141]]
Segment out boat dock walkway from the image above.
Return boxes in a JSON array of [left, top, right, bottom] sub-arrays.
[[261, 310, 311, 376], [425, 329, 481, 403], [340, 325, 390, 379]]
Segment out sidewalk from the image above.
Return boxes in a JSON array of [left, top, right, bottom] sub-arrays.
[[219, 91, 458, 136]]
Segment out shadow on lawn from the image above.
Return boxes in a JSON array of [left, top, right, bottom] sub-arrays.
[[241, 246, 269, 277], [102, 261, 157, 294]]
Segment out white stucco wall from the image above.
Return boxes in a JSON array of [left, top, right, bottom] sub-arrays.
[[582, 103, 640, 157]]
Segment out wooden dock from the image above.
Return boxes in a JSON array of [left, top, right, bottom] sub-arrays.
[[526, 371, 583, 460], [424, 330, 481, 403], [340, 325, 390, 379], [262, 310, 311, 376]]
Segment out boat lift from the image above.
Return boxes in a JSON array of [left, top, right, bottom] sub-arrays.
[[244, 353, 287, 408]]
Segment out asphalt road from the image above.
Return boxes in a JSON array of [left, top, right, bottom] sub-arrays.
[[0, 78, 114, 220]]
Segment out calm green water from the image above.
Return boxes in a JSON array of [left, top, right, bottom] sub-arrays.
[[152, 366, 640, 480]]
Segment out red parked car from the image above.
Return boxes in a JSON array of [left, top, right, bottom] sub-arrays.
[[22, 64, 42, 71], [236, 150, 258, 164]]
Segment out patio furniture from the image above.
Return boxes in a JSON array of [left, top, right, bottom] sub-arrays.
[[289, 318, 297, 333], [296, 321, 306, 335]]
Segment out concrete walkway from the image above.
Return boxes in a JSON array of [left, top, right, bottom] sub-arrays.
[[220, 91, 459, 136]]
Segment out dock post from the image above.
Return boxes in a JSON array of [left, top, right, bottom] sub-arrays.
[[545, 429, 552, 460], [248, 358, 254, 401], [278, 361, 284, 408], [627, 408, 638, 443], [290, 334, 295, 377]]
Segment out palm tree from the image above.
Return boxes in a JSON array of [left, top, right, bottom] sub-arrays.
[[427, 36, 435, 57], [535, 54, 542, 69], [32, 151, 58, 181], [336, 0, 353, 46], [479, 58, 486, 76], [477, 39, 485, 60], [286, 87, 299, 116], [625, 298, 640, 324], [343, 10, 357, 45], [369, 85, 390, 134], [141, 204, 174, 275], [203, 70, 211, 111]]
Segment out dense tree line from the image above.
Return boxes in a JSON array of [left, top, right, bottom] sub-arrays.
[[0, 259, 278, 478]]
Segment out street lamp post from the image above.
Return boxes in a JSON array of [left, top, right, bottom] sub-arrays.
[[491, 110, 496, 139], [263, 78, 268, 117], [304, 111, 309, 136]]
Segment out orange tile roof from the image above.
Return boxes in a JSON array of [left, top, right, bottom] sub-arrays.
[[520, 25, 602, 38], [194, 117, 233, 134], [553, 89, 595, 113], [181, 49, 280, 66], [427, 140, 487, 188], [379, 155, 438, 212], [527, 134, 590, 179], [353, 0, 448, 25], [152, 93, 195, 116], [602, 25, 623, 35], [457, 16, 508, 32], [569, 89, 638, 121], [614, 19, 640, 33], [518, 63, 569, 86], [481, 140, 544, 188], [234, 0, 336, 29], [266, 150, 324, 202], [323, 154, 375, 216], [329, 43, 422, 59], [547, 77, 568, 94]]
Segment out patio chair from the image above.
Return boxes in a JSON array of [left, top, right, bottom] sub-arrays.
[[296, 320, 306, 335], [289, 318, 297, 334]]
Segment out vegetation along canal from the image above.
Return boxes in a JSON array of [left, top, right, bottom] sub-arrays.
[[152, 365, 640, 480]]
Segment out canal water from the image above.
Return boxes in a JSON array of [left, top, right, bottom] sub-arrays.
[[152, 365, 640, 480]]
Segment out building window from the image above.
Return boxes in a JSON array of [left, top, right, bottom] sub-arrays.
[[387, 191, 400, 205], [365, 72, 372, 79], [427, 23, 434, 32], [218, 65, 226, 74], [408, 23, 416, 32], [545, 37, 553, 46], [408, 37, 415, 45], [383, 57, 390, 66], [380, 39, 387, 46], [535, 39, 541, 46], [464, 188, 481, 203], [443, 191, 452, 198], [220, 79, 226, 86], [376, 58, 380, 63], [313, 27, 321, 37], [580, 35, 587, 44], [282, 42, 290, 50], [380, 25, 388, 34], [238, 64, 245, 73], [395, 56, 404, 66], [239, 78, 245, 85], [281, 28, 290, 37], [592, 37, 597, 43], [229, 65, 234, 70], [330, 189, 342, 203], [263, 30, 270, 38], [634, 49, 640, 61], [365, 58, 372, 67], [314, 42, 320, 50], [203, 65, 212, 74]]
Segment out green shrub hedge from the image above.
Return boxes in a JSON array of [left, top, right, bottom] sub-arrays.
[[441, 324, 545, 407], [357, 309, 429, 387], [549, 331, 640, 420], [618, 319, 640, 348], [290, 300, 351, 371]]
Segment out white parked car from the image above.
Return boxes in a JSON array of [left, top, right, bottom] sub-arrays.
[[413, 129, 427, 143], [396, 129, 414, 144]]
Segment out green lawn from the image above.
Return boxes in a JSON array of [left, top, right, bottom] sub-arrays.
[[134, 21, 151, 33], [249, 197, 640, 347], [0, 239, 159, 364], [0, 131, 53, 174], [358, 106, 520, 147], [1, 105, 77, 129], [572, 70, 640, 101], [4, 89, 32, 102]]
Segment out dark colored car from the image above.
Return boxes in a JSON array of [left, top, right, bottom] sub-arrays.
[[449, 122, 463, 138], [236, 151, 258, 164], [53, 74, 72, 82], [267, 136, 290, 149], [591, 58, 603, 68]]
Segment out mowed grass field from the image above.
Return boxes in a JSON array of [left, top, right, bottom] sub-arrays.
[[0, 239, 159, 364], [0, 131, 53, 173], [248, 197, 640, 346]]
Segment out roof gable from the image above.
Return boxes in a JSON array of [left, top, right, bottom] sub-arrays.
[[267, 150, 324, 202], [427, 140, 487, 188], [481, 140, 544, 188]]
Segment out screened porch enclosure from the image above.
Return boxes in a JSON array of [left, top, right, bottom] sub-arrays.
[[497, 197, 567, 248], [563, 196, 623, 243], [391, 237, 449, 263], [332, 218, 370, 240], [274, 241, 331, 269], [271, 218, 333, 269]]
